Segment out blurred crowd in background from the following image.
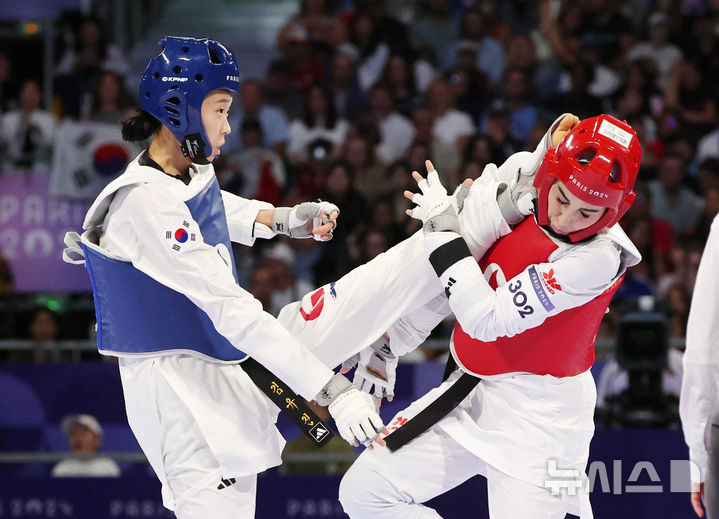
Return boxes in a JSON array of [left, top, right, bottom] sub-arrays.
[[1, 0, 719, 364]]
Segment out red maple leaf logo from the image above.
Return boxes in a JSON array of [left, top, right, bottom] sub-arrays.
[[542, 269, 562, 292], [389, 416, 408, 432]]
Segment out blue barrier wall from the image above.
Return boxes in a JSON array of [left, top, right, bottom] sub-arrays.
[[0, 458, 698, 519], [0, 363, 697, 518]]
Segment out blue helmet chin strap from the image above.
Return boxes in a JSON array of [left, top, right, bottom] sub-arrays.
[[138, 36, 240, 164]]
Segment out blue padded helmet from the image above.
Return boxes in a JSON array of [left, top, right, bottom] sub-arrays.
[[139, 36, 239, 164]]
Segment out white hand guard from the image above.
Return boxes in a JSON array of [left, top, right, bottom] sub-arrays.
[[272, 201, 339, 240], [316, 374, 385, 446], [341, 335, 398, 401], [522, 112, 574, 177], [450, 182, 471, 214], [497, 168, 537, 226], [408, 167, 459, 233], [497, 112, 572, 226]]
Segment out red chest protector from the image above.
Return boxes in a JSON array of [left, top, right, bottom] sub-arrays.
[[452, 218, 623, 378]]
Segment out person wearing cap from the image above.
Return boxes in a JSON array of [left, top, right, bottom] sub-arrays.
[[278, 113, 643, 517], [51, 414, 120, 478], [63, 37, 386, 518], [264, 242, 313, 316]]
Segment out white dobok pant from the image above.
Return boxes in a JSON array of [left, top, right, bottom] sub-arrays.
[[339, 426, 572, 519]]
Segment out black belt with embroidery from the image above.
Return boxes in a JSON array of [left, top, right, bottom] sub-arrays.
[[242, 358, 335, 447], [384, 372, 480, 452]]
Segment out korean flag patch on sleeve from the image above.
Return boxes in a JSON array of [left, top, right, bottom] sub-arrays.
[[164, 219, 198, 252]]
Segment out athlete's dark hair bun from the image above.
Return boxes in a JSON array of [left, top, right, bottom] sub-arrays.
[[121, 110, 161, 142]]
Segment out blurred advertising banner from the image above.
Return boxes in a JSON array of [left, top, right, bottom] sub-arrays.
[[50, 120, 140, 201], [0, 174, 90, 292], [0, 0, 82, 20]]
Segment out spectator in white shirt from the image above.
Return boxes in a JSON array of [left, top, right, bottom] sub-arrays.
[[365, 82, 414, 164], [0, 79, 56, 172], [426, 77, 475, 155], [626, 12, 682, 92], [51, 414, 121, 478], [696, 129, 719, 165], [287, 85, 348, 164]]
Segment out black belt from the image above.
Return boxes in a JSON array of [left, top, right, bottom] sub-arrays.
[[384, 371, 480, 452], [242, 358, 335, 447]]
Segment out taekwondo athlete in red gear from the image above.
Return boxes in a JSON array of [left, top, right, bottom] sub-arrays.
[[302, 114, 641, 519], [62, 36, 386, 519], [277, 114, 589, 390]]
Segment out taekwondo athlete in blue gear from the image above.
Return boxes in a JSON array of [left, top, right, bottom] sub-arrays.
[[138, 36, 238, 164], [62, 36, 386, 518], [82, 173, 246, 361]]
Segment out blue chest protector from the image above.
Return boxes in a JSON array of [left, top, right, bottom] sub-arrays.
[[82, 177, 247, 362]]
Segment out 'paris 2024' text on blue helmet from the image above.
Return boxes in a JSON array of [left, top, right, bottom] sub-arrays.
[[139, 36, 239, 164]]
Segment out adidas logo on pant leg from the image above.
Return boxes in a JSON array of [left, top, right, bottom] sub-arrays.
[[217, 477, 237, 490]]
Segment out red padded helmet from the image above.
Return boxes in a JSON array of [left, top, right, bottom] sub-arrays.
[[533, 114, 642, 242]]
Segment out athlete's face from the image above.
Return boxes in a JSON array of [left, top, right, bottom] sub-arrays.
[[201, 90, 233, 162], [546, 180, 605, 236]]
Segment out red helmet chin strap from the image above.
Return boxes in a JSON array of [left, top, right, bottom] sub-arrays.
[[533, 115, 642, 243]]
